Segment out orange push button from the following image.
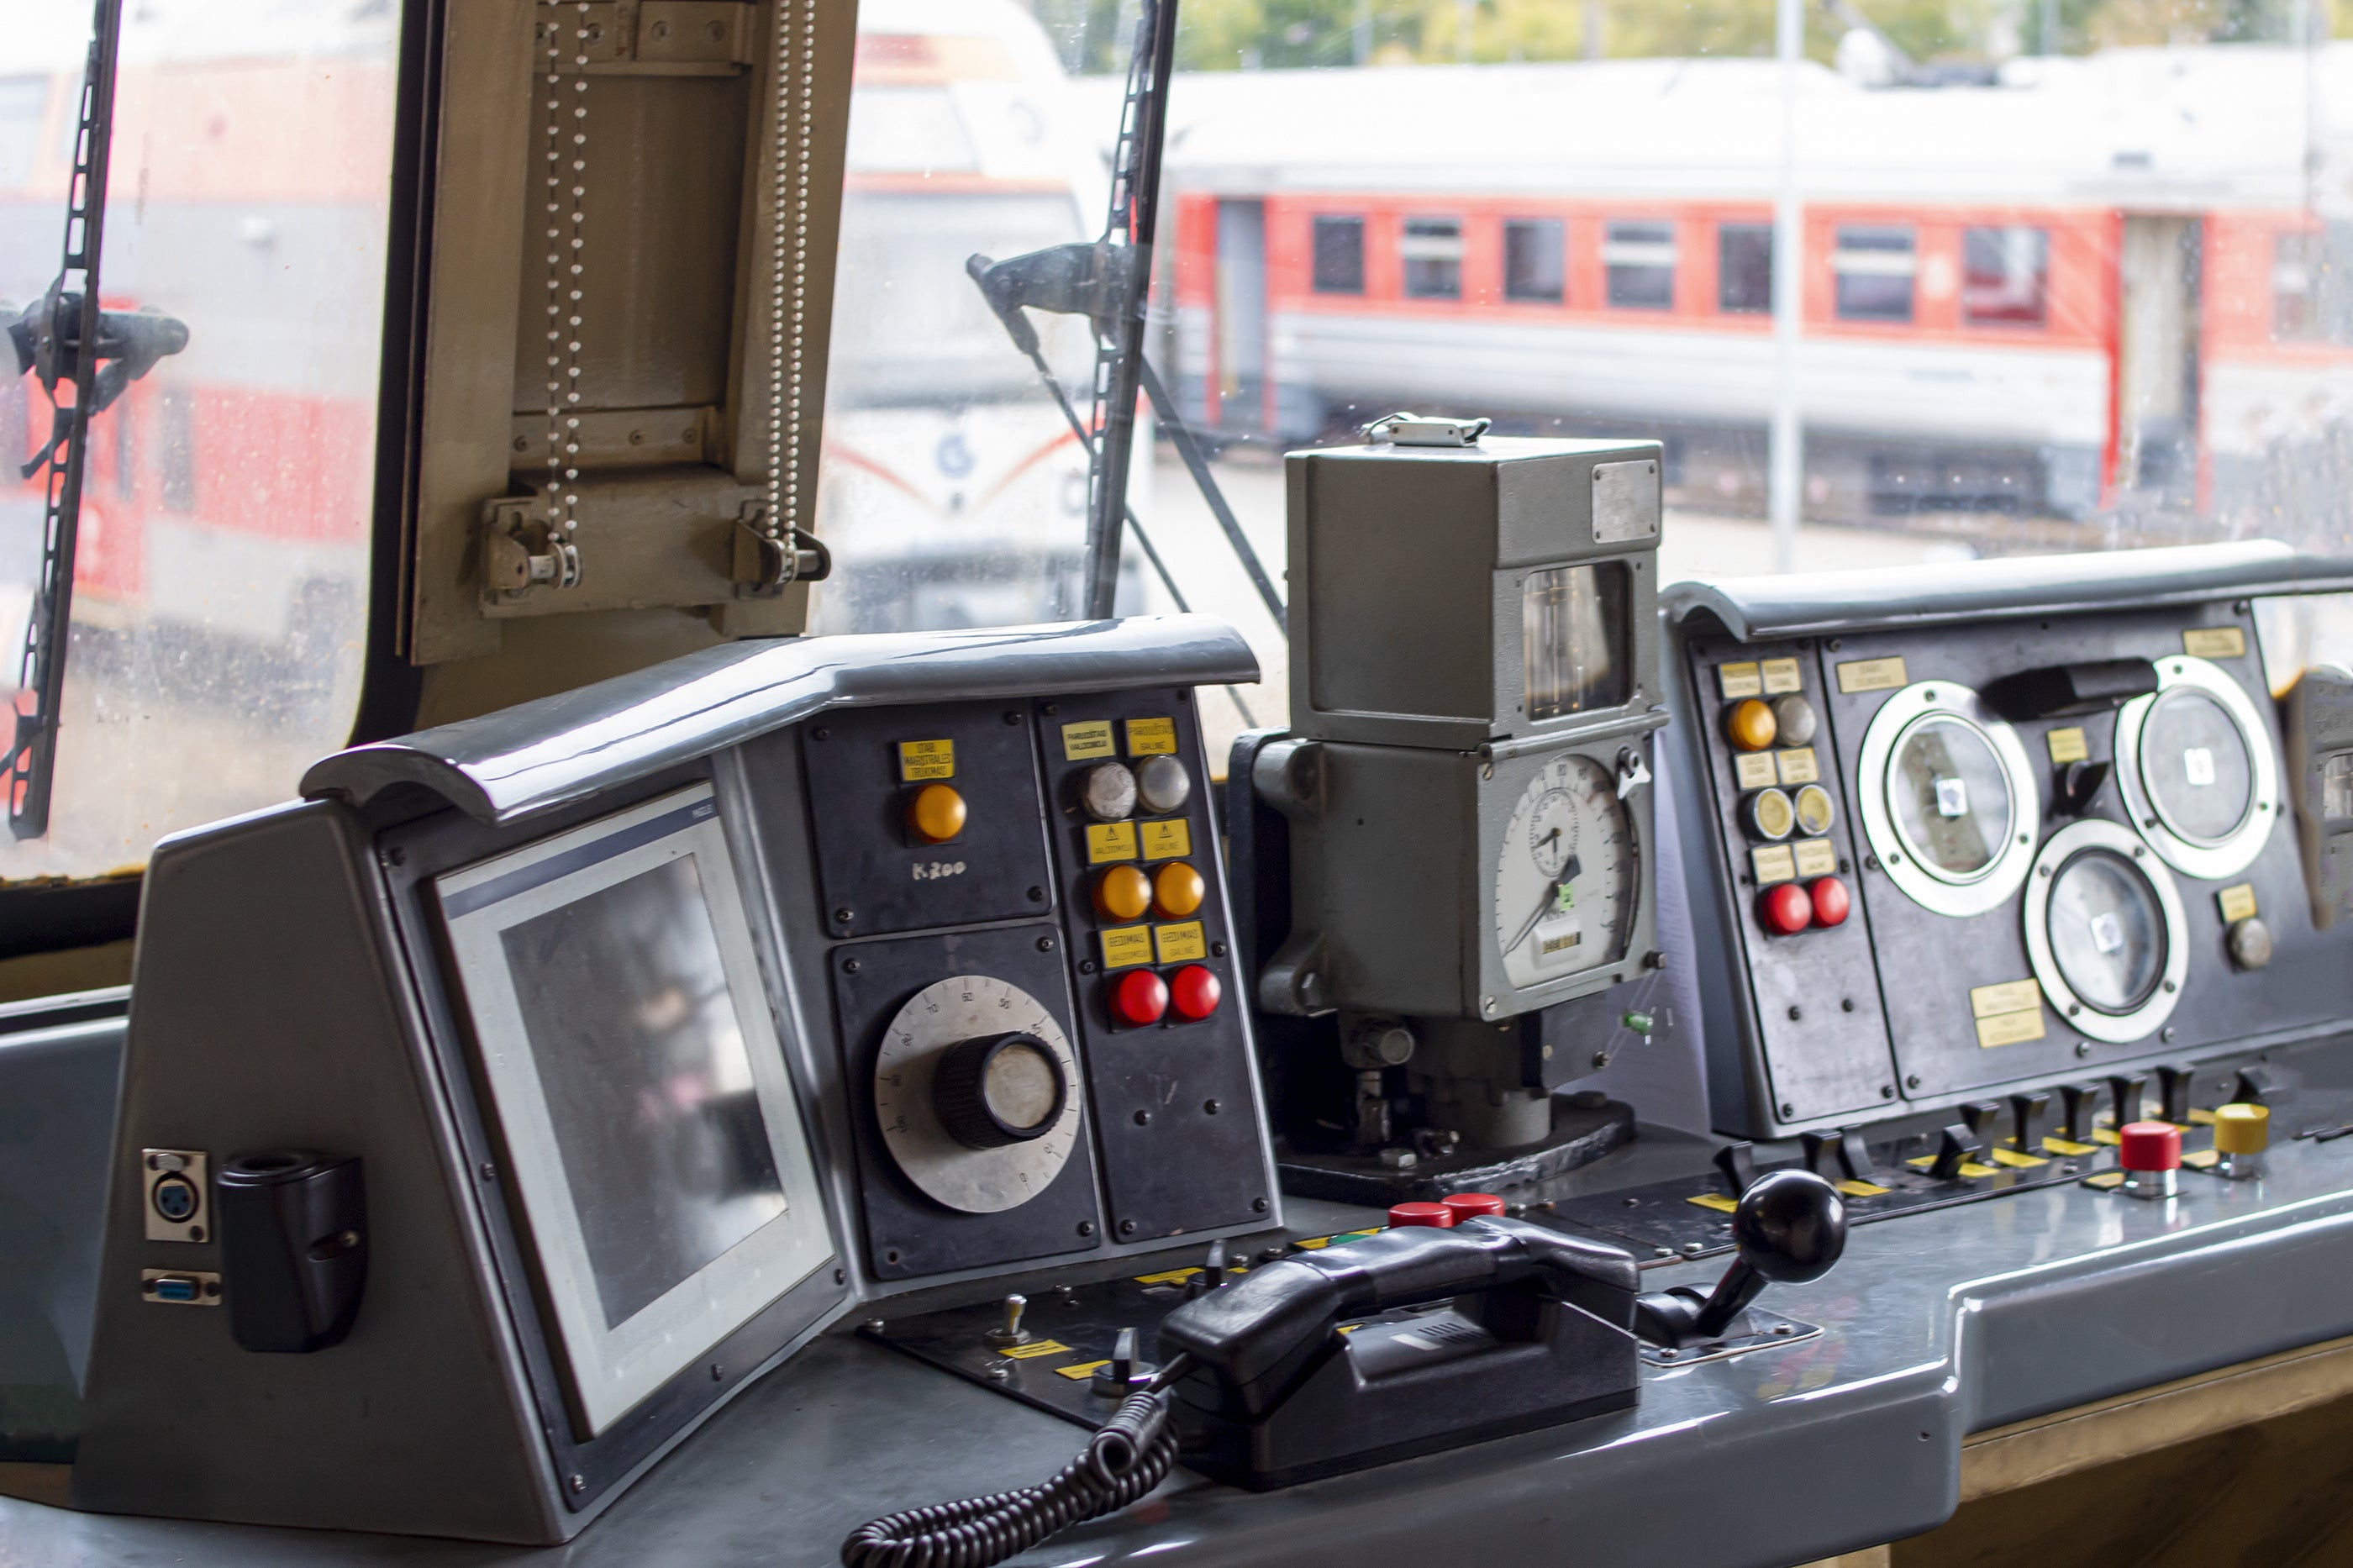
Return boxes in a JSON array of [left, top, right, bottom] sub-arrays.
[[1094, 864, 1152, 922], [1153, 860, 1205, 918], [907, 783, 966, 844], [1727, 698, 1778, 752]]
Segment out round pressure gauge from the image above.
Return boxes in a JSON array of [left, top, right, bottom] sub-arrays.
[[1857, 681, 2040, 917], [874, 976, 1082, 1213], [2024, 819, 2187, 1043], [1492, 752, 1638, 991], [2114, 656, 2278, 881]]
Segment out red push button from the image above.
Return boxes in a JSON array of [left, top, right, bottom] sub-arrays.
[[2118, 1121, 2182, 1172], [1169, 964, 1221, 1021], [1110, 969, 1168, 1027], [1442, 1192, 1505, 1223], [1809, 876, 1850, 929], [1388, 1202, 1455, 1229], [1759, 881, 1812, 934]]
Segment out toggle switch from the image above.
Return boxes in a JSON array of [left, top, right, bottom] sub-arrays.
[[2058, 1081, 2104, 1144], [1727, 698, 1778, 752], [2117, 1121, 2182, 1199], [985, 1293, 1032, 1347], [2007, 1092, 2050, 1155]]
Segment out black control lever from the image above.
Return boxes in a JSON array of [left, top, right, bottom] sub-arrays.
[[1928, 1124, 1979, 1181], [1634, 1170, 1847, 1347], [2108, 1072, 2150, 1129], [2008, 1092, 2050, 1155], [2058, 1081, 2104, 1144], [1984, 658, 2158, 721], [1713, 1141, 1758, 1197]]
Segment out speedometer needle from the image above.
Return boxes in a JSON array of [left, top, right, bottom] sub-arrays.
[[1504, 852, 1581, 955]]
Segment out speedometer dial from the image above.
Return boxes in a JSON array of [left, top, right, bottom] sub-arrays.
[[1493, 753, 1636, 991]]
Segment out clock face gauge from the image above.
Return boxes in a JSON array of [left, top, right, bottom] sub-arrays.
[[1493, 753, 1637, 991]]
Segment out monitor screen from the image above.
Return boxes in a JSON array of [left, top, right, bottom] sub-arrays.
[[439, 784, 831, 1437]]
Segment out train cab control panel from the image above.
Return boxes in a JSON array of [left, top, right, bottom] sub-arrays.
[[66, 617, 1277, 1544]]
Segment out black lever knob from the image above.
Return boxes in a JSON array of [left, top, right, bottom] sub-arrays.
[[1958, 1100, 2003, 1139], [2234, 1066, 2277, 1105], [1928, 1124, 1978, 1181], [2156, 1065, 2195, 1125], [1686, 1169, 1848, 1339], [1799, 1129, 1838, 1176], [1713, 1141, 1758, 1197], [1836, 1128, 1877, 1185], [932, 1032, 1067, 1150], [2108, 1073, 2150, 1131], [2058, 1081, 2103, 1144], [2008, 1092, 2050, 1155]]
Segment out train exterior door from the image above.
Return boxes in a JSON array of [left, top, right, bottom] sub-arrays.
[[1213, 199, 1268, 435], [2113, 214, 2203, 514]]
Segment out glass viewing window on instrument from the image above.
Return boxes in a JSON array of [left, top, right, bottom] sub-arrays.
[[2140, 687, 2256, 845], [2045, 849, 2167, 1015], [1523, 562, 1629, 722], [1889, 716, 2010, 879]]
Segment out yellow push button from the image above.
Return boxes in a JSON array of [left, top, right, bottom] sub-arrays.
[[907, 783, 966, 845], [2213, 1102, 2269, 1154], [1153, 860, 1205, 918], [1727, 698, 1778, 752], [1094, 863, 1152, 922]]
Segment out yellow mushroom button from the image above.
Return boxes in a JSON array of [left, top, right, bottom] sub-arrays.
[[2213, 1102, 2269, 1154], [907, 782, 967, 845], [1726, 698, 1778, 752], [1093, 863, 1152, 922], [1153, 860, 1205, 918]]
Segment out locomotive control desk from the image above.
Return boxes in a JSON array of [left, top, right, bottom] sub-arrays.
[[8, 1008, 2353, 1565]]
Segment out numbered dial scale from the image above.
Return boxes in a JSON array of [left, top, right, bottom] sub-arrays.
[[1492, 752, 1640, 990], [873, 975, 1082, 1214]]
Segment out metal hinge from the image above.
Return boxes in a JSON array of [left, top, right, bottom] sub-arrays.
[[480, 498, 582, 602]]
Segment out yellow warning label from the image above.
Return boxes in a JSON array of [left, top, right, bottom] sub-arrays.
[[2218, 882, 2258, 923], [1794, 839, 1838, 878], [999, 1339, 1070, 1360], [2094, 1128, 2122, 1146], [2183, 626, 2247, 660], [1837, 1180, 1891, 1198], [1134, 1266, 1201, 1285], [1155, 921, 1208, 964], [1777, 746, 1820, 786], [1970, 979, 2043, 1019], [1087, 822, 1139, 864], [1734, 753, 1778, 790], [2042, 1137, 2098, 1156], [1062, 719, 1116, 760], [1101, 926, 1155, 969], [1126, 717, 1178, 756], [2046, 727, 2088, 765], [1752, 845, 1797, 885], [1977, 1009, 2046, 1049], [2083, 1171, 2129, 1190], [1908, 1155, 1999, 1179], [1687, 1192, 1739, 1213], [2188, 1108, 2218, 1126], [1988, 1146, 2047, 1169], [1837, 656, 1908, 695], [2183, 1148, 2222, 1171], [1140, 818, 1192, 861], [1057, 1360, 1112, 1381], [1761, 657, 1803, 695], [896, 739, 955, 781], [1718, 662, 1764, 700]]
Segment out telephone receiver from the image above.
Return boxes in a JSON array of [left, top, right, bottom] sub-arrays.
[[1158, 1169, 1847, 1489]]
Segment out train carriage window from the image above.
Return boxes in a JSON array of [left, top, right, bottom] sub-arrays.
[[2274, 227, 2353, 345], [1504, 219, 1565, 303], [0, 76, 43, 190], [1962, 227, 2049, 328], [1604, 221, 1677, 310], [1719, 223, 1772, 314], [1313, 216, 1366, 294], [1402, 217, 1464, 300], [1834, 225, 1917, 323]]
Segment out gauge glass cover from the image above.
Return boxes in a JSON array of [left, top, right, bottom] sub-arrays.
[[1523, 563, 1630, 721], [2140, 688, 2254, 845], [1889, 715, 2013, 880], [2046, 850, 2166, 1013], [1493, 753, 1636, 990], [1793, 783, 1834, 837]]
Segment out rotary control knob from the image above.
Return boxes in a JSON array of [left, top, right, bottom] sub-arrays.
[[1134, 755, 1192, 815], [1081, 762, 1138, 822], [931, 1032, 1070, 1150]]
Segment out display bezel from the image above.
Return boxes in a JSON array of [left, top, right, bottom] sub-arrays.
[[2114, 655, 2280, 881], [1856, 681, 2040, 918], [436, 782, 832, 1439], [2021, 818, 2188, 1044]]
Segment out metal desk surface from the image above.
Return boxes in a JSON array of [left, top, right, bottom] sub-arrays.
[[10, 1115, 2353, 1568]]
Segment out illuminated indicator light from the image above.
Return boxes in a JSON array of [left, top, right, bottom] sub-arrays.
[[1441, 1192, 1505, 1222], [1152, 860, 1205, 918], [1094, 864, 1152, 922], [1169, 964, 1221, 1021], [1758, 881, 1812, 935], [1808, 876, 1850, 928], [1793, 783, 1835, 836], [1727, 698, 1777, 752], [1111, 968, 1169, 1027], [907, 783, 966, 845], [1387, 1202, 1454, 1229], [1745, 787, 1795, 841]]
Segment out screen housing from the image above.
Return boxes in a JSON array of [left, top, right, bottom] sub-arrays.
[[437, 782, 831, 1438]]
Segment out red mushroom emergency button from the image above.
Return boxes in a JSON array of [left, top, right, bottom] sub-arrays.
[[1110, 968, 1168, 1027], [1759, 881, 1813, 934], [1387, 1202, 1454, 1229], [1809, 876, 1851, 929], [1169, 964, 1221, 1021], [1441, 1192, 1506, 1223], [2118, 1120, 2182, 1200]]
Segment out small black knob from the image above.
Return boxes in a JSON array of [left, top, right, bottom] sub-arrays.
[[932, 1033, 1067, 1150], [1730, 1168, 1847, 1286]]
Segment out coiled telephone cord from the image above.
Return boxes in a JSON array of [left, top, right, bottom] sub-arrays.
[[840, 1357, 1189, 1568]]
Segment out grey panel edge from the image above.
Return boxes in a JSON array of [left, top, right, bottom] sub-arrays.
[[1661, 542, 2353, 641], [299, 616, 1261, 826]]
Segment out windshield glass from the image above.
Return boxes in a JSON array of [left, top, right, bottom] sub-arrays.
[[0, 0, 389, 880]]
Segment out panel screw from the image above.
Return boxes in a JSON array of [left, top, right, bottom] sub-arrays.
[[1077, 1220, 1096, 1236], [1134, 1110, 1151, 1125], [2162, 1028, 2176, 1040], [2162, 980, 2176, 993], [1251, 1197, 1269, 1213], [1787, 1005, 1802, 1021], [1044, 702, 1058, 715], [1027, 886, 1046, 902], [1037, 936, 1056, 951], [1882, 1085, 1895, 1098], [1780, 1102, 1794, 1118], [567, 1474, 586, 1495], [1592, 1051, 1610, 1069], [812, 727, 829, 741], [384, 845, 406, 866], [1004, 711, 1023, 725], [709, 1363, 723, 1381], [2076, 1042, 2092, 1058], [480, 1162, 496, 1181], [1119, 1219, 1138, 1235], [833, 1267, 846, 1284], [1080, 959, 1098, 974], [842, 956, 861, 974], [1906, 1074, 1922, 1089], [1203, 1098, 1221, 1114], [1212, 940, 1229, 958], [1840, 998, 1855, 1013], [834, 908, 855, 926], [1829, 639, 1843, 651]]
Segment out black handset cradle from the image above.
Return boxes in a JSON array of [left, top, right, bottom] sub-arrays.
[[1158, 1171, 1849, 1489]]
